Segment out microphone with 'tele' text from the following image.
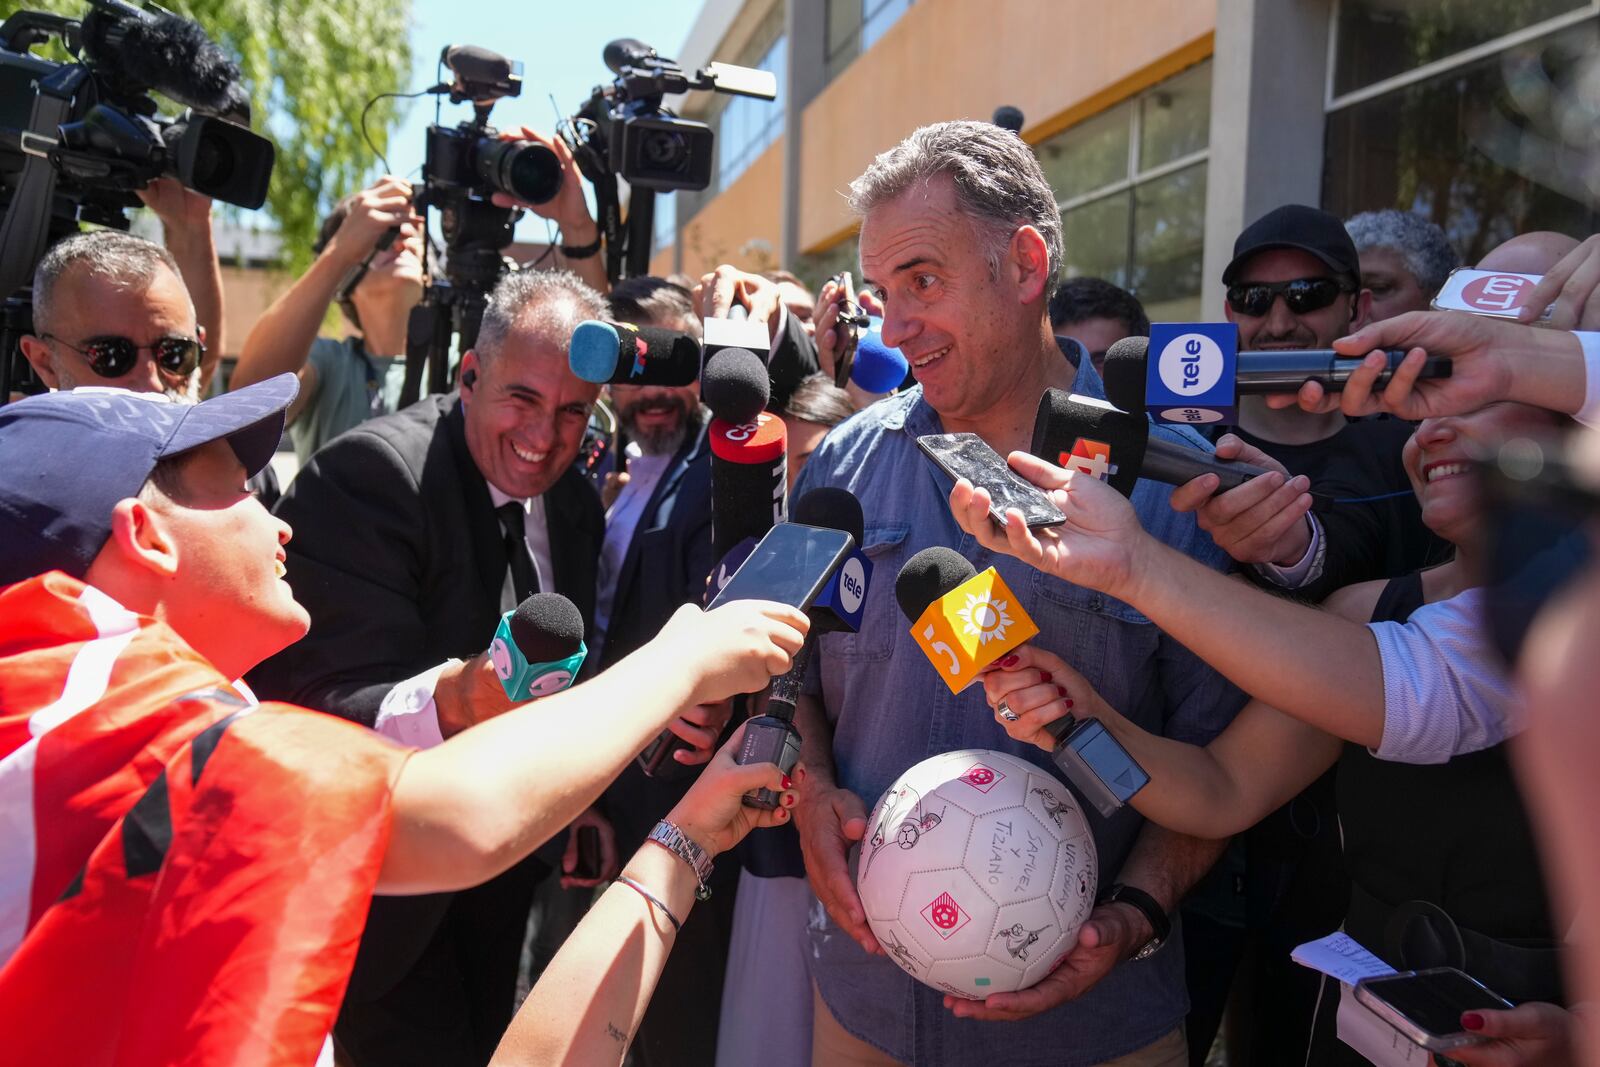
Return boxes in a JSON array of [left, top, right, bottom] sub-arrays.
[[720, 487, 872, 809], [894, 547, 1148, 816]]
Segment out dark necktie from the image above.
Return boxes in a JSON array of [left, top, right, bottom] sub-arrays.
[[496, 501, 540, 600]]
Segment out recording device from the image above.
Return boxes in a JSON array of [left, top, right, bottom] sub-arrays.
[[571, 825, 604, 881], [895, 546, 1148, 816], [706, 521, 854, 613], [562, 38, 777, 281], [727, 489, 866, 808], [1109, 332, 1452, 426], [486, 592, 587, 701], [569, 319, 701, 386], [399, 44, 560, 407], [851, 317, 910, 395], [1354, 968, 1510, 1053], [826, 271, 871, 389], [1030, 389, 1327, 510], [1, 0, 274, 401], [916, 432, 1066, 529]]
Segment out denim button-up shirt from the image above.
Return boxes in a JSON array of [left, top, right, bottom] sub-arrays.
[[796, 350, 1245, 1067]]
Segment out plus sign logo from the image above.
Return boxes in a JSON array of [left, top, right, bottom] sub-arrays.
[[921, 890, 971, 939], [1461, 274, 1534, 312], [958, 763, 1005, 793], [1059, 438, 1116, 481]]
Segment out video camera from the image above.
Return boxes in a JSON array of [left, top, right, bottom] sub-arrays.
[[0, 0, 274, 400], [564, 38, 776, 281]]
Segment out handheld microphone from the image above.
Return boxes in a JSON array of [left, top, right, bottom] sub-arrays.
[[702, 347, 770, 425], [992, 105, 1025, 134], [851, 318, 910, 394], [791, 487, 871, 635], [1030, 389, 1329, 508], [895, 548, 1147, 816], [487, 593, 587, 701], [1112, 332, 1452, 425], [569, 320, 702, 386], [702, 303, 772, 370]]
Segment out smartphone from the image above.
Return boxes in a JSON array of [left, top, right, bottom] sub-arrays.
[[917, 432, 1066, 530], [572, 825, 603, 881], [706, 522, 854, 611], [1432, 267, 1553, 323], [1354, 968, 1511, 1052]]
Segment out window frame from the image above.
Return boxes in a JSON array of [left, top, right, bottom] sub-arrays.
[[1324, 0, 1600, 113]]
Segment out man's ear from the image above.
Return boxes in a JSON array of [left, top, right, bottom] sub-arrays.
[[18, 336, 61, 388], [196, 323, 207, 349], [104, 497, 180, 578], [460, 350, 480, 397], [1350, 289, 1373, 333], [1009, 225, 1052, 305]]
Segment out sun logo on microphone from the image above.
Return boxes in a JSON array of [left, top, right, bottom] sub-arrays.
[[956, 591, 1014, 645]]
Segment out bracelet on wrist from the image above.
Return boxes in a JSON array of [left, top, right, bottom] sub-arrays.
[[560, 231, 602, 260], [646, 819, 714, 900], [614, 874, 682, 933]]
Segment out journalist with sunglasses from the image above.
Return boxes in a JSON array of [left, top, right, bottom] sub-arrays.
[[18, 231, 209, 402]]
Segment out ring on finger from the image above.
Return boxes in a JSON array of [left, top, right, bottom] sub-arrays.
[[996, 699, 1019, 723]]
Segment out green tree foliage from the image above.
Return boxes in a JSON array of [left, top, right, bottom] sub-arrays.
[[10, 0, 413, 269]]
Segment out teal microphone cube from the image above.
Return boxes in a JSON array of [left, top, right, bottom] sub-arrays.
[[488, 613, 587, 701], [1145, 323, 1238, 426]]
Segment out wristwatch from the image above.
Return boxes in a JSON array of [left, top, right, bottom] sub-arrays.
[[1097, 883, 1171, 961], [648, 820, 714, 900]]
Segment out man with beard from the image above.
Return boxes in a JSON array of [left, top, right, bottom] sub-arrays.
[[593, 275, 734, 1066]]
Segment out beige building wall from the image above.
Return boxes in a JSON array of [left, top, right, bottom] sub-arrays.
[[675, 138, 786, 279]]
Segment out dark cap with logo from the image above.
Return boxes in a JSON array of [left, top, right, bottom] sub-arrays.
[[1223, 204, 1362, 286], [0, 374, 297, 586]]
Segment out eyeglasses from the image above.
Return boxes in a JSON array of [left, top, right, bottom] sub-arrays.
[[1225, 277, 1353, 318], [39, 332, 204, 380]]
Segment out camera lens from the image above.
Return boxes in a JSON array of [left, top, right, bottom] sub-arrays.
[[477, 138, 562, 205], [639, 129, 688, 172]]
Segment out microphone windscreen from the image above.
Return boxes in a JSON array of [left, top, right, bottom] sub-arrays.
[[992, 105, 1025, 133], [894, 546, 976, 622], [121, 10, 245, 115], [569, 321, 700, 386], [1102, 335, 1150, 414], [791, 487, 865, 545], [507, 592, 585, 663], [852, 326, 909, 394], [1032, 389, 1147, 498], [703, 348, 770, 423]]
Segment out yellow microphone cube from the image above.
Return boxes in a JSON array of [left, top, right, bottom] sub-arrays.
[[910, 567, 1039, 693]]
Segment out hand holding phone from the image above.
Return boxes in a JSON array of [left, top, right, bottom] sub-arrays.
[[1354, 967, 1511, 1053], [917, 432, 1066, 530]]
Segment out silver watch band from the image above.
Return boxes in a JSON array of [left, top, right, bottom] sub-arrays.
[[648, 820, 713, 900]]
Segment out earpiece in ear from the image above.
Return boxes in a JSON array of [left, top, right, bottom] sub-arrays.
[[463, 368, 478, 389]]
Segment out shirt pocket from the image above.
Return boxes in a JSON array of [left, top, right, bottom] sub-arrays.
[[819, 522, 910, 662], [1026, 568, 1153, 695]]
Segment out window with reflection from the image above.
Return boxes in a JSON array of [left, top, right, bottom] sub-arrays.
[[1325, 18, 1600, 264], [1038, 61, 1210, 322], [826, 0, 914, 80], [715, 9, 786, 192]]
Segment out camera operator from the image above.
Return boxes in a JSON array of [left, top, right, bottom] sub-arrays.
[[230, 175, 425, 463], [488, 125, 611, 298], [0, 377, 808, 1065], [19, 231, 208, 402]]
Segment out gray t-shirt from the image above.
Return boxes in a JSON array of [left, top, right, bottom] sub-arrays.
[[288, 336, 407, 463]]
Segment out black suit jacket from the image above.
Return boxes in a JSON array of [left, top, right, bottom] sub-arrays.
[[249, 393, 602, 1027]]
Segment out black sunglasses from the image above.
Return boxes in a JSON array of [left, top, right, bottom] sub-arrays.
[[1478, 440, 1598, 665], [1225, 277, 1353, 317], [39, 332, 204, 380]]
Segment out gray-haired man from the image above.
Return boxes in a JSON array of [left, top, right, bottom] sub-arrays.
[[790, 121, 1243, 1066], [250, 269, 627, 1067]]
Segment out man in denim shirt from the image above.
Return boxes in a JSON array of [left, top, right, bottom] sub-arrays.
[[790, 121, 1245, 1067]]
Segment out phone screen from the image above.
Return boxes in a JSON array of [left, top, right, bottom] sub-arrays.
[[917, 433, 1066, 529], [707, 523, 853, 611], [1361, 970, 1510, 1037]]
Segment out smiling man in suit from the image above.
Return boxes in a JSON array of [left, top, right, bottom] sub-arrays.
[[250, 268, 610, 1066]]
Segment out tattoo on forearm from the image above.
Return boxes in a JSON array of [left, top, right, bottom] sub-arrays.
[[604, 1022, 628, 1045]]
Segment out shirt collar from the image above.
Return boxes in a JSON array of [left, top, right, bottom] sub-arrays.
[[487, 482, 535, 514]]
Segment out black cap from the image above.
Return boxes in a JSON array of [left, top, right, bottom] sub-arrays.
[[1222, 204, 1361, 286]]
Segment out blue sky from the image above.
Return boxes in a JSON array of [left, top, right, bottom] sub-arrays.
[[384, 0, 707, 240]]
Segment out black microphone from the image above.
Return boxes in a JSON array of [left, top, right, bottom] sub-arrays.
[[702, 347, 770, 425], [1032, 390, 1320, 507], [603, 37, 657, 74], [992, 105, 1025, 134], [95, 3, 250, 116], [1103, 335, 1450, 409], [487, 592, 588, 701], [570, 320, 701, 386], [893, 547, 1149, 817]]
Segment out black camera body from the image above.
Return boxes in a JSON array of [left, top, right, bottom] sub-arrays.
[[604, 106, 714, 192]]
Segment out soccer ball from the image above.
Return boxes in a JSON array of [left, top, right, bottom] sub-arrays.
[[855, 749, 1098, 1000]]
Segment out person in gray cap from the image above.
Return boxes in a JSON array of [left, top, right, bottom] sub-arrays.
[[0, 377, 807, 1065]]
